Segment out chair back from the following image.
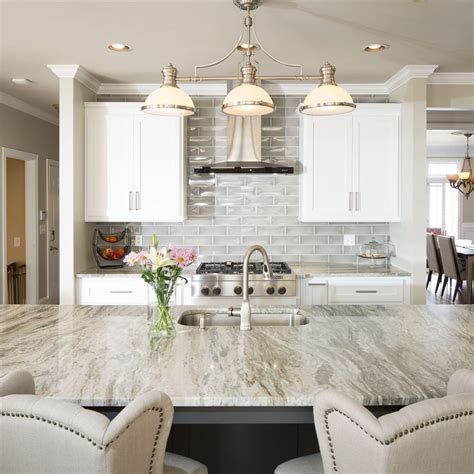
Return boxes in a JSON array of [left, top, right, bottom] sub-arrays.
[[437, 235, 461, 280], [313, 369, 474, 474], [0, 371, 174, 474], [426, 233, 443, 274]]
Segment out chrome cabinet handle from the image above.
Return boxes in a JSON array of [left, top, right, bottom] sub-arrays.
[[109, 290, 134, 294], [308, 283, 327, 287], [129, 191, 134, 211], [135, 191, 140, 211], [355, 290, 378, 294], [349, 192, 353, 211], [355, 192, 361, 211]]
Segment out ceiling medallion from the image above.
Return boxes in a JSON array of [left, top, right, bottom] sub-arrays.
[[142, 0, 355, 117], [447, 132, 474, 199]]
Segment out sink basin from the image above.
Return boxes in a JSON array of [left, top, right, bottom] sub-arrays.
[[177, 310, 309, 328]]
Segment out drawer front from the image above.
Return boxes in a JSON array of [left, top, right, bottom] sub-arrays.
[[78, 278, 148, 305], [328, 279, 404, 304]]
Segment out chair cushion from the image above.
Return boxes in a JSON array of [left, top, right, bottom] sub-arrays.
[[164, 452, 208, 474], [274, 453, 324, 474]]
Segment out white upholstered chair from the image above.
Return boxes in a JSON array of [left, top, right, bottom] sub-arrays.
[[276, 369, 474, 474], [0, 370, 207, 474]]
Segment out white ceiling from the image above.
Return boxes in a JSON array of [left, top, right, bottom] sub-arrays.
[[1, 0, 473, 116]]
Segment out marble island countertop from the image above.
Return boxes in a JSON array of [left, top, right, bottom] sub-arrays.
[[76, 263, 410, 278], [1, 304, 470, 408]]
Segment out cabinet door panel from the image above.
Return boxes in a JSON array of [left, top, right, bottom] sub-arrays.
[[300, 115, 353, 222], [135, 116, 185, 222], [85, 112, 135, 221], [353, 114, 400, 221]]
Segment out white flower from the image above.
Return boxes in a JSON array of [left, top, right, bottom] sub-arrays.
[[148, 246, 176, 270]]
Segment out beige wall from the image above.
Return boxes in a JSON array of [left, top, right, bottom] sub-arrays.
[[0, 104, 59, 301], [427, 85, 474, 109], [6, 158, 26, 264]]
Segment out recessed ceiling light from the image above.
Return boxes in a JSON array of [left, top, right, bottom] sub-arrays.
[[107, 43, 133, 52], [363, 43, 390, 53], [12, 78, 33, 85]]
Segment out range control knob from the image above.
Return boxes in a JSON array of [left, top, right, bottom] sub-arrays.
[[212, 287, 221, 296], [266, 287, 275, 295], [248, 286, 254, 295], [234, 286, 242, 295], [277, 287, 287, 295], [201, 287, 210, 296]]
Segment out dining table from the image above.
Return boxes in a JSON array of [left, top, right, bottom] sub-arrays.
[[457, 246, 474, 304]]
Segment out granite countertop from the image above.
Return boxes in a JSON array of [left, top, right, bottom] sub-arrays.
[[1, 304, 470, 407], [76, 263, 410, 278]]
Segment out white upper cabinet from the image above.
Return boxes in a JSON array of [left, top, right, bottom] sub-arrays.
[[300, 104, 401, 222], [85, 103, 186, 223]]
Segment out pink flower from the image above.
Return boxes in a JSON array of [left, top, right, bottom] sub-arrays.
[[123, 251, 139, 267], [170, 247, 197, 268]]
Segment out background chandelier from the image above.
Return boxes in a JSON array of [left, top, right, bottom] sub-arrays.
[[142, 0, 355, 117], [447, 132, 473, 199]]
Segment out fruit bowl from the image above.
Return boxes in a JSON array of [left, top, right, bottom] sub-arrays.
[[93, 228, 132, 268]]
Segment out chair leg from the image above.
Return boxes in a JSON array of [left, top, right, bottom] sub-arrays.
[[441, 275, 449, 297], [426, 270, 433, 289], [453, 281, 461, 303], [435, 274, 443, 294]]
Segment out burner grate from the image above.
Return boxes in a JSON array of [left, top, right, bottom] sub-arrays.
[[196, 262, 292, 275]]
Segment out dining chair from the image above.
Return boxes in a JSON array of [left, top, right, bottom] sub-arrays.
[[275, 369, 474, 474], [437, 235, 467, 302], [0, 370, 208, 474], [426, 233, 443, 293]]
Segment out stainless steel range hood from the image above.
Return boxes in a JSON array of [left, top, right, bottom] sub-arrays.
[[194, 116, 295, 174]]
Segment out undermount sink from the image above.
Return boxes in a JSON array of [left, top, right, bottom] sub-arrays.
[[177, 310, 309, 328]]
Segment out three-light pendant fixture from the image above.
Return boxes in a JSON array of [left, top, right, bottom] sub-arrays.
[[141, 0, 356, 118]]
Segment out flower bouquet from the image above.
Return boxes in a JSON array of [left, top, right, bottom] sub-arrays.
[[124, 234, 196, 340]]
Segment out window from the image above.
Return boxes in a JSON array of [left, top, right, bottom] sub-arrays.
[[427, 160, 462, 238]]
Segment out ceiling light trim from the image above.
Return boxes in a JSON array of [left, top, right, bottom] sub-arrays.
[[0, 91, 59, 126], [47, 65, 101, 93]]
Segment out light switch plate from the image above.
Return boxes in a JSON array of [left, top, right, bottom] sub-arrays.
[[13, 237, 21, 247], [39, 225, 46, 235], [344, 234, 356, 246], [134, 235, 143, 246]]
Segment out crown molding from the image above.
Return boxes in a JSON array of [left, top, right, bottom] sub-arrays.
[[428, 72, 474, 85], [385, 65, 439, 94], [48, 65, 101, 93], [97, 82, 228, 96], [0, 91, 59, 126]]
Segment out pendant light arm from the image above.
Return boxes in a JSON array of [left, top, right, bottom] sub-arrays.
[[252, 15, 303, 76], [193, 13, 246, 77], [175, 74, 322, 82]]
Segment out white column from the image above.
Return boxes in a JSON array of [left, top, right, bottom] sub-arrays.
[[48, 66, 99, 304]]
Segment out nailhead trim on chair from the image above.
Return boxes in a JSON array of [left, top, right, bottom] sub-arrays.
[[1, 406, 165, 453], [324, 408, 473, 472], [148, 409, 165, 474]]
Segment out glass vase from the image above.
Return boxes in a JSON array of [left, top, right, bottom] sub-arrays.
[[147, 290, 176, 341]]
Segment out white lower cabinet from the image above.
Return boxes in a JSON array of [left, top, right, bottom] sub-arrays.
[[299, 277, 410, 305], [76, 277, 183, 305]]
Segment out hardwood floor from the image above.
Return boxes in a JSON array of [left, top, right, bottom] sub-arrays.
[[426, 273, 471, 304]]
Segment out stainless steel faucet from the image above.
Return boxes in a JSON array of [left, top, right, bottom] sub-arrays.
[[230, 245, 273, 331]]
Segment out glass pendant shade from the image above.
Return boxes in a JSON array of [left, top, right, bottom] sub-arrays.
[[141, 64, 196, 117], [141, 85, 196, 116], [222, 83, 274, 116], [300, 84, 355, 116]]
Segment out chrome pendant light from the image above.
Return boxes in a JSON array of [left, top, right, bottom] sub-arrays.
[[447, 132, 473, 199], [143, 0, 355, 118]]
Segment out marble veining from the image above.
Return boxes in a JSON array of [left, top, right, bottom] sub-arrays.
[[76, 263, 410, 279], [0, 304, 470, 407]]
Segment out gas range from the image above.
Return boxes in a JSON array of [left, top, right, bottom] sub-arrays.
[[191, 261, 296, 298]]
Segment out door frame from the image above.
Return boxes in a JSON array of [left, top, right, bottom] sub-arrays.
[[46, 159, 59, 304], [0, 147, 39, 304]]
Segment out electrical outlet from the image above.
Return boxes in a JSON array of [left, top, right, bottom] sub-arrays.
[[39, 225, 46, 235], [134, 235, 143, 246], [343, 234, 356, 246], [13, 237, 21, 247]]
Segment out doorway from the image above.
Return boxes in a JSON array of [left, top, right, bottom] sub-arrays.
[[47, 160, 59, 304], [0, 147, 39, 304]]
